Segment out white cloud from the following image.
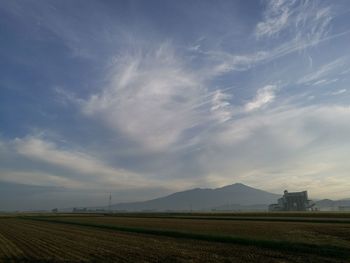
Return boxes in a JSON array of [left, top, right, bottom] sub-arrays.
[[0, 171, 83, 189], [255, 0, 295, 38], [245, 85, 277, 112], [298, 58, 345, 85], [256, 0, 332, 41], [81, 43, 235, 152], [204, 51, 269, 75], [331, 89, 347, 95], [210, 90, 233, 123], [198, 1, 338, 78], [54, 86, 82, 106], [221, 104, 350, 148], [12, 136, 151, 189], [0, 135, 211, 194], [82, 45, 201, 151], [195, 104, 350, 198]]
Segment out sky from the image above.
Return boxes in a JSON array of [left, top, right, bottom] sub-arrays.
[[1, 0, 350, 210]]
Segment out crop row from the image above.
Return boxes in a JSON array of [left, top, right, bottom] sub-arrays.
[[0, 220, 87, 261], [34, 215, 350, 248], [2, 218, 345, 262], [0, 232, 25, 260], [24, 216, 350, 260]]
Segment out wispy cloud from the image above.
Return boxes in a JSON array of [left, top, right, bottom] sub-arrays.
[[202, 51, 269, 76], [0, 134, 218, 193], [0, 170, 82, 189], [255, 0, 296, 38], [331, 89, 347, 95], [245, 85, 277, 112], [80, 43, 238, 152], [81, 44, 205, 151], [210, 90, 233, 123], [256, 0, 332, 41], [298, 58, 345, 85], [12, 136, 151, 189], [312, 78, 338, 86], [198, 104, 350, 198], [198, 0, 339, 79]]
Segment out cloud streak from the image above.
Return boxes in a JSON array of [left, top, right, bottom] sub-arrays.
[[8, 136, 153, 189], [81, 43, 238, 152], [206, 0, 339, 76], [255, 0, 295, 38], [245, 85, 277, 112]]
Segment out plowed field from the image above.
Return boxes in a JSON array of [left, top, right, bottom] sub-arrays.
[[0, 214, 349, 262]]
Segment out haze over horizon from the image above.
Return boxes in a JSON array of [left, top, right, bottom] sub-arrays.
[[1, 0, 350, 210]]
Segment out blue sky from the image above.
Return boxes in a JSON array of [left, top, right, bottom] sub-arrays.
[[1, 0, 350, 210]]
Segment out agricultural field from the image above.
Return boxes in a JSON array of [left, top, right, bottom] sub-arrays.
[[0, 213, 350, 262]]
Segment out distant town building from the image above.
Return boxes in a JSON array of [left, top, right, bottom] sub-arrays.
[[269, 190, 314, 211], [73, 207, 87, 213]]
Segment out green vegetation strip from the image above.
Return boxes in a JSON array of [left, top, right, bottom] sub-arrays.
[[45, 213, 350, 224], [20, 217, 350, 259], [102, 215, 350, 224], [21, 213, 350, 224], [105, 212, 350, 218]]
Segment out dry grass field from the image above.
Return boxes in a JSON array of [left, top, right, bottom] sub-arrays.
[[1, 213, 350, 262], [44, 215, 350, 247]]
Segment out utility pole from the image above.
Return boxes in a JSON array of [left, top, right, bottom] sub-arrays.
[[108, 193, 112, 213]]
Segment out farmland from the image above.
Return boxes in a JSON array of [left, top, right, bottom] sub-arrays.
[[1, 213, 350, 262]]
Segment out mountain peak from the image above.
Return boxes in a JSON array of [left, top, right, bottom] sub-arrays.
[[216, 183, 255, 190], [112, 182, 280, 211]]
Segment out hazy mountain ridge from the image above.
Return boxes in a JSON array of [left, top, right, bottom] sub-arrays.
[[315, 199, 350, 208], [111, 183, 281, 211]]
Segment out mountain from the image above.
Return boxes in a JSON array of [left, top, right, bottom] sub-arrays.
[[315, 199, 335, 207], [111, 183, 281, 211]]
